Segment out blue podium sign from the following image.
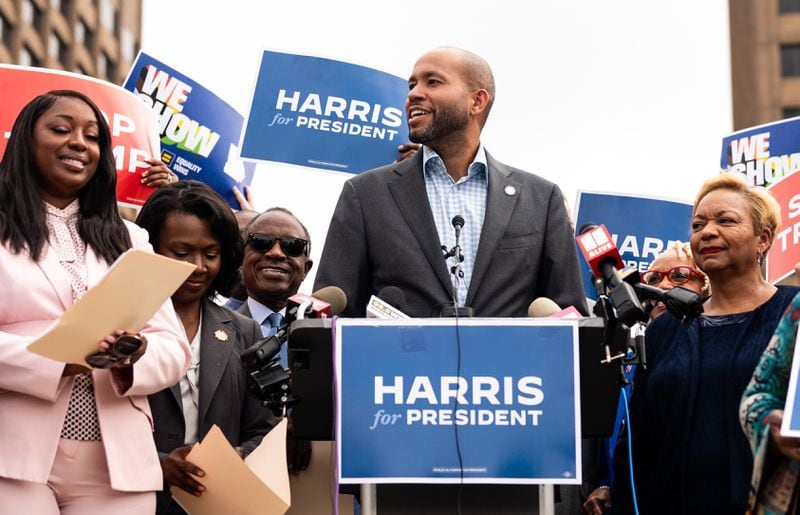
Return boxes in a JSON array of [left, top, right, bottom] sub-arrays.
[[335, 319, 581, 484]]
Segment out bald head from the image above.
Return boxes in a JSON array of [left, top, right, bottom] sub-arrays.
[[420, 47, 495, 125]]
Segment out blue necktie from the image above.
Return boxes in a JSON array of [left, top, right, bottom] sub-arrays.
[[266, 312, 284, 336], [264, 312, 287, 367]]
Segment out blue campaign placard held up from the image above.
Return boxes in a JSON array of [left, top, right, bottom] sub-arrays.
[[123, 52, 255, 209], [574, 192, 694, 300], [781, 327, 800, 437], [240, 50, 409, 174], [721, 117, 800, 187], [336, 319, 581, 484]]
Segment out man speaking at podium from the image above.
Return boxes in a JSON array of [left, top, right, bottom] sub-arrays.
[[314, 46, 587, 319], [314, 47, 588, 514]]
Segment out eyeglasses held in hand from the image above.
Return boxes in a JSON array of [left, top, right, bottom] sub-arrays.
[[641, 266, 704, 287], [85, 333, 143, 369], [247, 233, 308, 257]]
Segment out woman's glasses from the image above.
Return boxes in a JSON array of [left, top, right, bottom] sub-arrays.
[[246, 233, 308, 257], [641, 266, 704, 287]]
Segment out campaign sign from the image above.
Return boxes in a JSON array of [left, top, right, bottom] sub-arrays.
[[336, 318, 581, 484], [766, 172, 800, 283], [0, 65, 160, 207], [240, 50, 408, 173], [123, 52, 255, 209], [780, 329, 800, 437], [720, 117, 800, 187], [574, 191, 693, 300]]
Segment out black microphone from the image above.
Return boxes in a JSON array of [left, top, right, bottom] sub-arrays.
[[633, 283, 704, 322], [452, 215, 465, 239], [243, 286, 349, 371], [378, 286, 407, 313]]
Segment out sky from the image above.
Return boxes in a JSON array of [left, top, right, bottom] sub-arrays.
[[141, 0, 732, 291]]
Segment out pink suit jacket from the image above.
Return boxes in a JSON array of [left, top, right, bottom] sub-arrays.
[[0, 221, 191, 492]]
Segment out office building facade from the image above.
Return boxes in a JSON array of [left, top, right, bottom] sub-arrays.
[[0, 0, 141, 85]]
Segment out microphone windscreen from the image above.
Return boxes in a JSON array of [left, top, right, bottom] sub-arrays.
[[378, 286, 407, 312], [528, 297, 561, 318], [620, 268, 640, 285], [312, 286, 348, 316]]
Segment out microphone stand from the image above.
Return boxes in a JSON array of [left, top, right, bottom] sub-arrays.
[[440, 216, 473, 318]]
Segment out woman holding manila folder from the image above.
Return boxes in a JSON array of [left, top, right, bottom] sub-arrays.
[[0, 89, 190, 513]]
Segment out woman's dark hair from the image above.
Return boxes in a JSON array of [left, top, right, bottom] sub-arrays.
[[0, 89, 131, 262], [136, 180, 243, 298]]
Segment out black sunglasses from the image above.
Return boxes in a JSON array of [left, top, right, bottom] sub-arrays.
[[247, 233, 308, 257]]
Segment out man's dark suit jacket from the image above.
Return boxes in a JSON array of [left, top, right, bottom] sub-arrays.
[[149, 299, 274, 515], [314, 150, 588, 317], [313, 151, 588, 512]]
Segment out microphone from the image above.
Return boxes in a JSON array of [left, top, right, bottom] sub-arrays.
[[528, 297, 561, 318], [310, 285, 348, 316], [576, 223, 624, 288], [285, 286, 348, 324], [528, 297, 584, 319], [367, 286, 410, 319], [633, 283, 704, 322], [378, 286, 407, 311], [241, 286, 348, 374], [575, 223, 647, 325], [452, 215, 465, 239]]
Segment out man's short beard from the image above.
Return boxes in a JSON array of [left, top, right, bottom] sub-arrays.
[[408, 106, 469, 145]]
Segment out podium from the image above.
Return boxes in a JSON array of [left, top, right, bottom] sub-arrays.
[[288, 318, 619, 514]]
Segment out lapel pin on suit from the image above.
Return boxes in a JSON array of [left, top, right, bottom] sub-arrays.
[[504, 185, 517, 196], [214, 329, 229, 342]]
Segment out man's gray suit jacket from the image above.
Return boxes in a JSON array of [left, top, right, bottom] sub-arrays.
[[314, 150, 588, 317]]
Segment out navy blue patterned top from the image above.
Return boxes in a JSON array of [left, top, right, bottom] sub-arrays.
[[611, 286, 800, 515]]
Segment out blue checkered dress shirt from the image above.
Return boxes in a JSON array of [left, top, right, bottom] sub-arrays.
[[422, 145, 488, 307]]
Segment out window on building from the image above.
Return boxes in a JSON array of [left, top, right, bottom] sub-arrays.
[[19, 46, 40, 67], [99, 0, 115, 33], [22, 0, 44, 32], [74, 20, 84, 44], [48, 32, 68, 64], [21, 0, 34, 24], [780, 0, 800, 13], [97, 52, 115, 80], [0, 12, 11, 49], [120, 26, 135, 62], [75, 19, 94, 48], [781, 45, 800, 76]]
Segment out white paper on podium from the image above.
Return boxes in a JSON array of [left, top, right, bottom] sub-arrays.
[[172, 419, 291, 515], [27, 249, 195, 366]]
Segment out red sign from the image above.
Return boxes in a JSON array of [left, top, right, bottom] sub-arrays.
[[767, 171, 800, 282], [0, 65, 160, 207]]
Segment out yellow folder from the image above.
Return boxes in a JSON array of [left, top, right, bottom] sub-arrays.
[[27, 249, 195, 366], [172, 419, 291, 515]]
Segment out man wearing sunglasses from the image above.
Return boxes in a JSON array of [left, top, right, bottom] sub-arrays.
[[236, 207, 313, 367]]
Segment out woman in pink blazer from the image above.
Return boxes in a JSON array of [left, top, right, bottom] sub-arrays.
[[0, 90, 190, 514]]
